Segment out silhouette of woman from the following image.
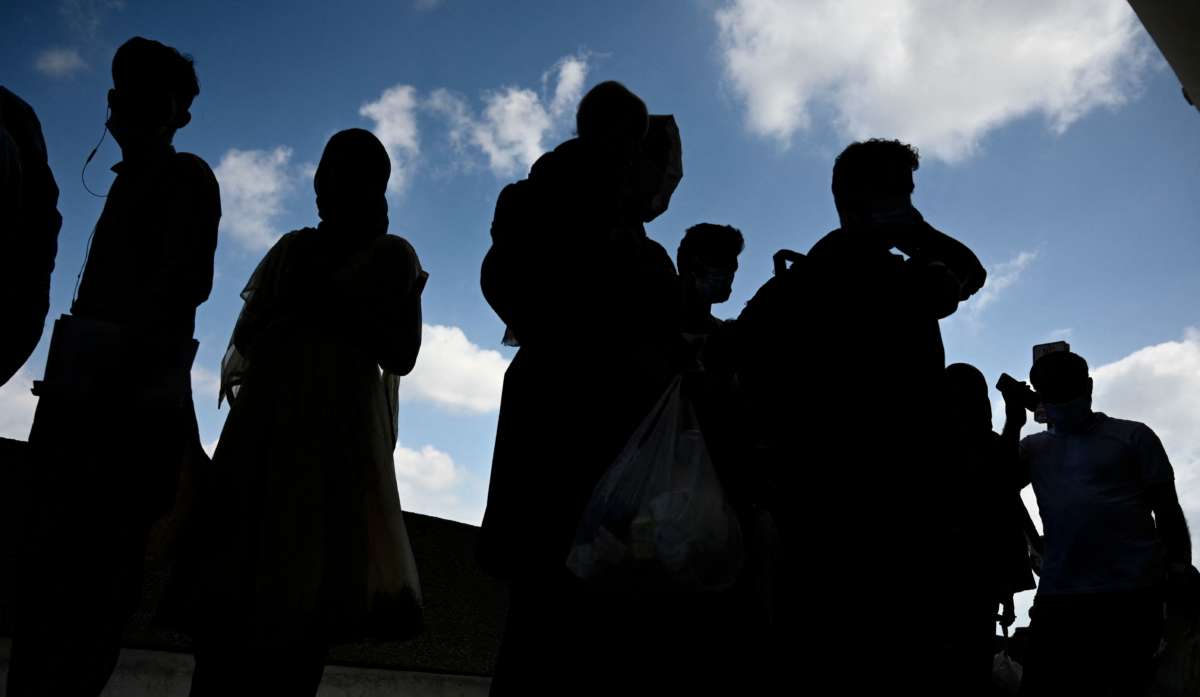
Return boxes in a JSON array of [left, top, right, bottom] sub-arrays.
[[186, 129, 426, 696]]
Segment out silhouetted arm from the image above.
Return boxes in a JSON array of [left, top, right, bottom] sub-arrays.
[[160, 154, 220, 318], [1135, 425, 1192, 567], [375, 237, 426, 376], [896, 222, 986, 300]]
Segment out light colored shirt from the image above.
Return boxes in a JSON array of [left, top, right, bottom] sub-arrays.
[[1019, 413, 1173, 595]]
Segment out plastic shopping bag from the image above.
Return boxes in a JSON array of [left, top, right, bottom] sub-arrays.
[[566, 376, 744, 591]]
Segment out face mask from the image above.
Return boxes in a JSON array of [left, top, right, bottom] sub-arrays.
[[1044, 395, 1093, 433], [696, 270, 734, 304]]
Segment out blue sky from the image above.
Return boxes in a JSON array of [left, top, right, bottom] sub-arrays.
[[3, 0, 1199, 622]]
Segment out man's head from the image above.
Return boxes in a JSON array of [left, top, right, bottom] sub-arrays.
[[576, 81, 648, 164], [944, 363, 993, 432], [831, 139, 920, 228], [677, 223, 744, 305], [107, 37, 199, 152], [1030, 351, 1092, 405]]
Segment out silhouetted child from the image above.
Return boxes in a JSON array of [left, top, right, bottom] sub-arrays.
[[8, 37, 219, 697], [936, 363, 1035, 695]]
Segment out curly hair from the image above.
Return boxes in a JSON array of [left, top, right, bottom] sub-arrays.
[[831, 138, 919, 211]]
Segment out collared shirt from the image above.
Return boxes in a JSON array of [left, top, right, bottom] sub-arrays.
[[72, 146, 220, 339], [1019, 413, 1174, 595]]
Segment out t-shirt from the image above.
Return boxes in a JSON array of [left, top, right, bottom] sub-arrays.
[[1019, 413, 1174, 595]]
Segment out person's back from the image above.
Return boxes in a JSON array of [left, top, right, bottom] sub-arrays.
[[0, 87, 62, 387], [8, 37, 218, 697]]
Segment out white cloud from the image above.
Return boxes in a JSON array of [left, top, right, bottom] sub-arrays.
[[191, 365, 220, 406], [213, 146, 293, 252], [359, 85, 421, 192], [35, 47, 86, 78], [1090, 329, 1200, 540], [715, 0, 1151, 162], [58, 0, 105, 38], [546, 55, 589, 118], [394, 442, 482, 524], [402, 324, 508, 413], [0, 370, 38, 441], [1045, 328, 1074, 342], [427, 54, 589, 177], [964, 249, 1039, 318]]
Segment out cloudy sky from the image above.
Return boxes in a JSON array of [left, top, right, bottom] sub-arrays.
[[2, 0, 1198, 623]]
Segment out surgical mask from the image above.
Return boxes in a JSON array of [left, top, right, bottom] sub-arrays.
[[1044, 395, 1093, 433], [696, 270, 734, 304]]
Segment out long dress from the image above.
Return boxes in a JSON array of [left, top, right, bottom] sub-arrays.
[[188, 226, 425, 647]]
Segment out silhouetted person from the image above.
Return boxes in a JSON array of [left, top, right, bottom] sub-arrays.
[[7, 37, 219, 697], [1015, 351, 1191, 697], [734, 138, 986, 691], [180, 129, 425, 696], [678, 222, 742, 337], [0, 87, 61, 387], [936, 363, 1036, 695], [478, 81, 688, 696]]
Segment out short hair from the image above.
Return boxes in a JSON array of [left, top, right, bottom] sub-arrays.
[[1030, 351, 1090, 404], [112, 37, 200, 109], [575, 81, 648, 146], [677, 223, 744, 273], [831, 138, 919, 212]]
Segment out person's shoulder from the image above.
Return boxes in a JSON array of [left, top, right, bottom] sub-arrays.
[[1020, 429, 1053, 452], [1093, 413, 1157, 443], [373, 233, 419, 262], [170, 151, 220, 194], [171, 151, 216, 179], [807, 228, 849, 258]]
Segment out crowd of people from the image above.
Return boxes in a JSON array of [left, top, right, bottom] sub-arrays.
[[1, 36, 1196, 697]]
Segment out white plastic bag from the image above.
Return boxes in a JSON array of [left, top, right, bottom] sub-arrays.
[[566, 376, 744, 591], [992, 650, 1023, 696]]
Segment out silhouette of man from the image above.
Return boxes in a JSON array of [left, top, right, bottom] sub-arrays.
[[677, 223, 742, 337], [479, 81, 686, 696], [937, 363, 1036, 695], [7, 37, 219, 697], [735, 138, 986, 690], [0, 87, 61, 387], [1015, 351, 1191, 697]]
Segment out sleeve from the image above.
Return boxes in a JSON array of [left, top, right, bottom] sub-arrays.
[[163, 154, 221, 311], [365, 236, 425, 376], [1133, 423, 1175, 486]]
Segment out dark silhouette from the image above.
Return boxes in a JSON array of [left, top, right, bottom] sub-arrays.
[[1014, 350, 1193, 696], [935, 363, 1037, 694], [733, 138, 986, 692], [478, 81, 696, 695], [677, 223, 743, 336], [7, 37, 218, 697], [178, 128, 426, 696], [0, 87, 62, 387]]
